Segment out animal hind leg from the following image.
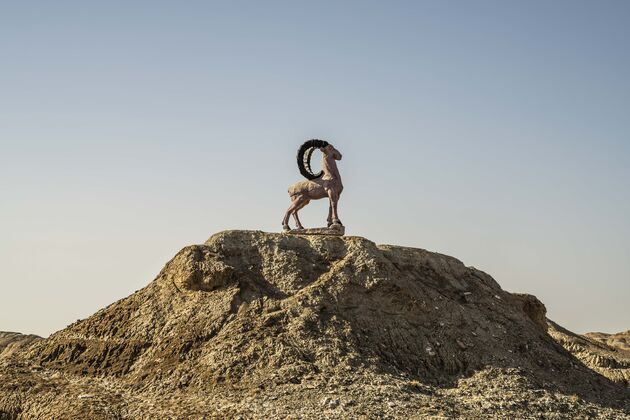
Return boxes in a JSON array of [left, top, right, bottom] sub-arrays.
[[292, 199, 310, 230], [283, 196, 302, 230]]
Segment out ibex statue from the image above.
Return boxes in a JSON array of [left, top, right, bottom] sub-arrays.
[[282, 139, 343, 231]]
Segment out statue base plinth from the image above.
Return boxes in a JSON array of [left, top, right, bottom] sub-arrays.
[[284, 224, 345, 236]]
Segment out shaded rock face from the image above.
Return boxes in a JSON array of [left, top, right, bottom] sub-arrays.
[[1, 231, 629, 419]]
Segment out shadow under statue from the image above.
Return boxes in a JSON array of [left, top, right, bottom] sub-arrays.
[[282, 139, 344, 236]]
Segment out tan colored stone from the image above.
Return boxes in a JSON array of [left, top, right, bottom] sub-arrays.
[[284, 224, 345, 236], [548, 321, 630, 387], [0, 332, 42, 360], [1, 230, 628, 418]]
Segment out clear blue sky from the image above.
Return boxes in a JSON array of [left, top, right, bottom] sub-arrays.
[[1, 1, 628, 337]]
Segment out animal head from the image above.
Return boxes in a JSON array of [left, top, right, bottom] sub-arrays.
[[321, 144, 342, 161]]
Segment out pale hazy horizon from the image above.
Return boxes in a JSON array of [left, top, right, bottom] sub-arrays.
[[1, 1, 629, 337]]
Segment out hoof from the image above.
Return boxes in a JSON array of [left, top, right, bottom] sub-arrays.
[[282, 225, 291, 232]]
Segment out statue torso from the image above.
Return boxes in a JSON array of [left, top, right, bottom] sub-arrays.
[[321, 155, 343, 193]]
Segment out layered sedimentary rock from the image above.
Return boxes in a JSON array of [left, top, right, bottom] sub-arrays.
[[549, 321, 630, 387], [0, 332, 41, 361]]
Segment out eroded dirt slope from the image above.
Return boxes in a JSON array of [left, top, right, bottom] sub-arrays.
[[549, 321, 630, 387], [0, 332, 41, 361], [1, 230, 628, 419]]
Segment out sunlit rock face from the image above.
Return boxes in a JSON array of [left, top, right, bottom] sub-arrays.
[[1, 230, 628, 419]]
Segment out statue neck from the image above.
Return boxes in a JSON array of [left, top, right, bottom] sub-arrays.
[[322, 155, 340, 180]]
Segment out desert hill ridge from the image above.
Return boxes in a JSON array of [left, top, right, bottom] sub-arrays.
[[1, 230, 628, 418], [548, 321, 630, 388], [585, 330, 630, 352], [0, 332, 42, 361]]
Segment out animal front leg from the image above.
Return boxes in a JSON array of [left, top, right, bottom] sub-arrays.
[[327, 201, 333, 227], [327, 190, 342, 226]]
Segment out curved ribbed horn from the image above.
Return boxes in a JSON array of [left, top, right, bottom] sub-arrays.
[[297, 139, 329, 180]]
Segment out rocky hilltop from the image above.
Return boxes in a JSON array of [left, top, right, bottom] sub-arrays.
[[1, 230, 629, 418]]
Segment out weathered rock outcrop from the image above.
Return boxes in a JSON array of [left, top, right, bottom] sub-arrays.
[[586, 330, 630, 353], [1, 231, 628, 418], [549, 321, 630, 387], [0, 332, 41, 361]]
